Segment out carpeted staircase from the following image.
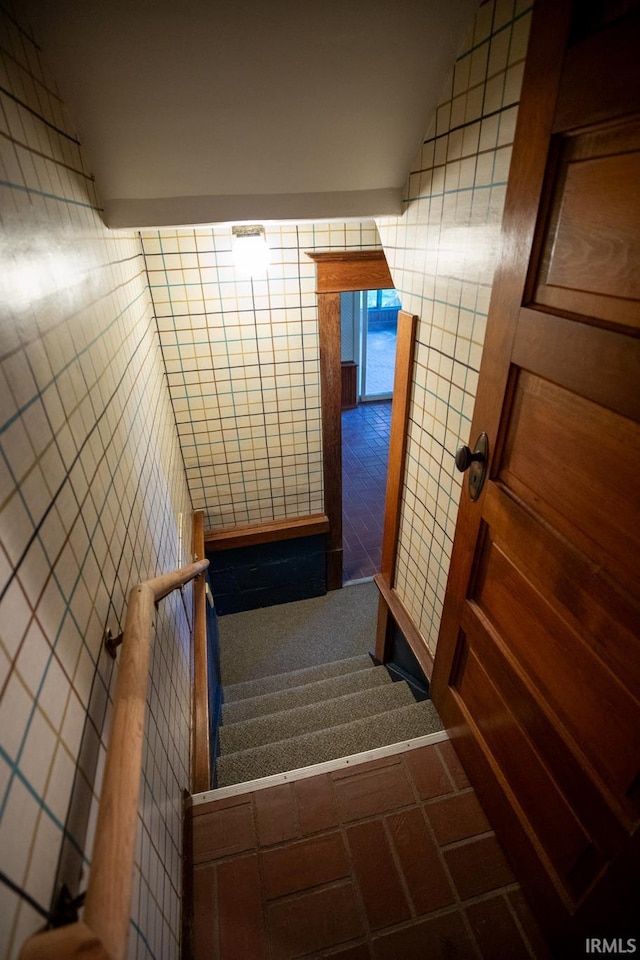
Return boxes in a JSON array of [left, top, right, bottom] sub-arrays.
[[216, 654, 443, 787]]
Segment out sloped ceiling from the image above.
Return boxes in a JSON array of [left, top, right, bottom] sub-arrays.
[[24, 0, 479, 228]]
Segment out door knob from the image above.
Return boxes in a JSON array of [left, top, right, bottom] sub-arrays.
[[455, 432, 489, 501], [455, 445, 485, 472]]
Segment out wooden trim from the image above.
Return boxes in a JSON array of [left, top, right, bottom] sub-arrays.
[[20, 558, 209, 960], [308, 250, 389, 262], [380, 311, 418, 582], [373, 573, 435, 680], [204, 513, 330, 551], [191, 730, 450, 804], [318, 290, 344, 590], [308, 250, 393, 293], [191, 512, 210, 794], [375, 584, 393, 663], [313, 248, 398, 590]]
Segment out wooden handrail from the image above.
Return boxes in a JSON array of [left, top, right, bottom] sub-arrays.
[[20, 558, 209, 960]]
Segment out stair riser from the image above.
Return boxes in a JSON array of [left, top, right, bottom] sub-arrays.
[[217, 701, 443, 788], [222, 667, 392, 725], [224, 654, 373, 704], [219, 682, 414, 754]]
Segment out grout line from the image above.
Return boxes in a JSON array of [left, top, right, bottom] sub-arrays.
[[191, 731, 450, 805], [437, 829, 496, 852]]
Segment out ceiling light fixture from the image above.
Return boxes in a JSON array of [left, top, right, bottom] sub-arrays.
[[232, 224, 270, 276]]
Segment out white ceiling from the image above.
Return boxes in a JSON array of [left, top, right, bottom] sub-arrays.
[[25, 0, 479, 228]]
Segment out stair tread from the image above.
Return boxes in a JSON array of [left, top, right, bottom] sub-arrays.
[[223, 654, 374, 704], [222, 664, 392, 725], [216, 700, 443, 787], [219, 681, 415, 754]]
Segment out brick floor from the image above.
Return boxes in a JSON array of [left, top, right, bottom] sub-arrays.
[[342, 401, 391, 583], [190, 740, 553, 959]]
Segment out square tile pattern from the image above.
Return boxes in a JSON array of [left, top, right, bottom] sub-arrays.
[[140, 221, 382, 532], [191, 743, 552, 959]]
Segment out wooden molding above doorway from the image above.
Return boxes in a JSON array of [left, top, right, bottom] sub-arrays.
[[308, 250, 395, 590], [308, 249, 395, 294]]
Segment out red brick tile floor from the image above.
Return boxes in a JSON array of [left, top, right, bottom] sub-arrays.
[[191, 740, 553, 959], [342, 401, 392, 583]]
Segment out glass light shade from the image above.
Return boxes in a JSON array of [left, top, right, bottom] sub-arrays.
[[232, 230, 270, 276]]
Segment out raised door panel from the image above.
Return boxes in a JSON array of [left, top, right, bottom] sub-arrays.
[[469, 528, 640, 820], [532, 118, 640, 328], [451, 627, 600, 902], [498, 370, 640, 598]]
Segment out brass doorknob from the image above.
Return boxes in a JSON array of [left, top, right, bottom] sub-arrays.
[[455, 444, 486, 472], [454, 432, 489, 501]]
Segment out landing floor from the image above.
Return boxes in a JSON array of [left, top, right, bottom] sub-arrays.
[[191, 738, 551, 959], [342, 401, 391, 583]]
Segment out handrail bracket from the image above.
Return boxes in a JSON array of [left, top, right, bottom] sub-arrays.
[[104, 628, 124, 660]]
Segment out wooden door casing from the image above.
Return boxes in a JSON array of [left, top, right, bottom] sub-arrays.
[[431, 0, 640, 952], [309, 251, 394, 590]]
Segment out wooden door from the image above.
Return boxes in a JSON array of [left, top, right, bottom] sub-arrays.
[[431, 0, 640, 953]]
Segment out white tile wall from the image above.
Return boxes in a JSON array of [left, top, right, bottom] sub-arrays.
[[376, 0, 533, 654], [0, 7, 192, 957], [140, 221, 381, 530]]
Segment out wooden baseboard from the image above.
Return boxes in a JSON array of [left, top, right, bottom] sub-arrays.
[[341, 361, 358, 409], [204, 513, 329, 551], [326, 547, 343, 591], [373, 573, 434, 680]]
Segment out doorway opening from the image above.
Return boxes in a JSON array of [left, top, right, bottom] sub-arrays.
[[310, 249, 399, 590], [341, 288, 400, 402], [340, 287, 400, 582], [363, 288, 401, 399]]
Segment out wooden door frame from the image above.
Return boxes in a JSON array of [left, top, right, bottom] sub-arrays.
[[307, 250, 394, 589]]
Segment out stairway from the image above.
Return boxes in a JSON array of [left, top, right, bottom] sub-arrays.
[[216, 654, 443, 788]]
